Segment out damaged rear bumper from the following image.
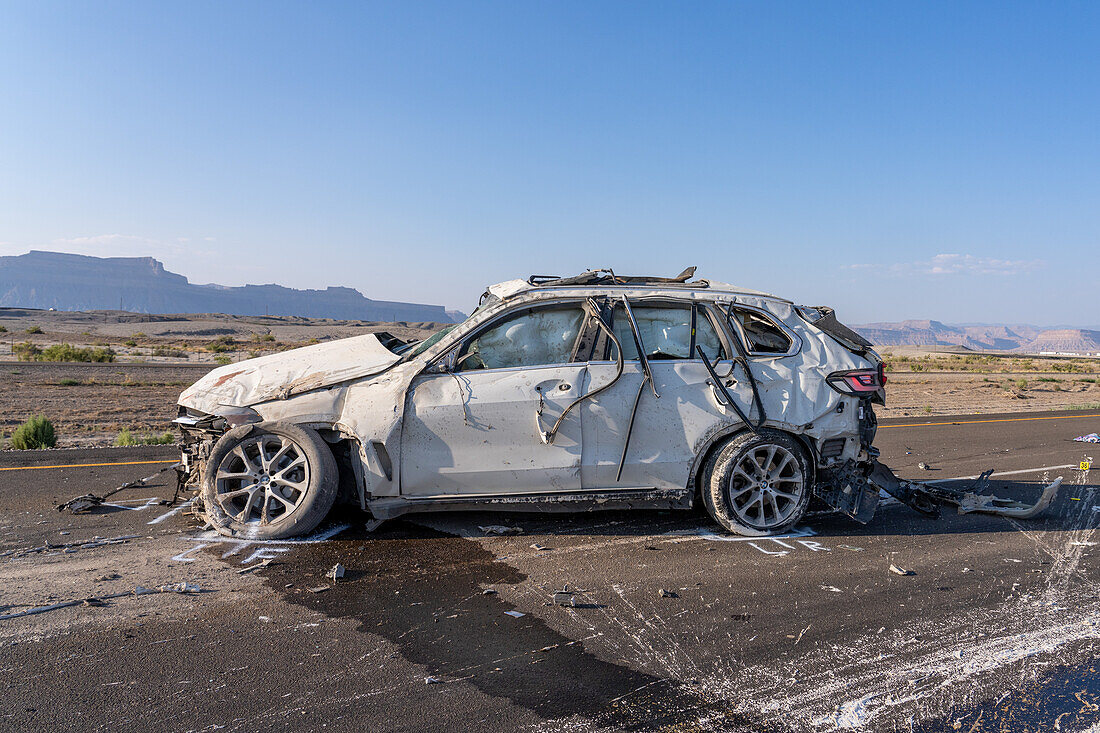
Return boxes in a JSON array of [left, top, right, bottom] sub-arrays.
[[814, 458, 1061, 523]]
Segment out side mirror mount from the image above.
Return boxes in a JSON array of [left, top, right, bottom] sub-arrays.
[[426, 350, 456, 374]]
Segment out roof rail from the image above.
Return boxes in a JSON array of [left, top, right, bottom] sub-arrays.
[[528, 267, 700, 288]]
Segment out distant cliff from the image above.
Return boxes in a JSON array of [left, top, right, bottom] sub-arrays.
[[0, 251, 462, 323], [851, 319, 1100, 354]]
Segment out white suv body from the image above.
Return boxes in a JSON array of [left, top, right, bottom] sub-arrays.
[[176, 270, 888, 539]]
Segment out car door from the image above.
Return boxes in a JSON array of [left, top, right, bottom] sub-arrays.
[[580, 299, 737, 489], [399, 302, 593, 496]]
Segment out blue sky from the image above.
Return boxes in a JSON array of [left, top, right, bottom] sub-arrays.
[[1, 2, 1096, 324]]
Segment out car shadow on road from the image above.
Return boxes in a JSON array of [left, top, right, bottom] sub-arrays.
[[322, 478, 1098, 543]]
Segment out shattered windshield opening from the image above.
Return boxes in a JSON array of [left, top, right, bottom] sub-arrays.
[[395, 303, 488, 361]]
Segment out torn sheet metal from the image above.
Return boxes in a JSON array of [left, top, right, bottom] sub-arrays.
[[868, 461, 1062, 520], [178, 333, 402, 413]]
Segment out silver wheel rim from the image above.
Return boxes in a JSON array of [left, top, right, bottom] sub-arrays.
[[726, 443, 804, 529], [214, 435, 311, 526]]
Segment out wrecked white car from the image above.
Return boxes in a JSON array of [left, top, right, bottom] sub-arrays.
[[173, 268, 1059, 539]]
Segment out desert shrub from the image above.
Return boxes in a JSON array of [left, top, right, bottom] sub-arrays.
[[152, 346, 187, 358], [25, 325, 42, 334], [115, 429, 175, 446], [207, 335, 237, 353], [1036, 377, 1058, 382], [14, 342, 42, 361], [124, 339, 137, 347], [11, 415, 57, 450], [214, 356, 232, 365], [253, 333, 276, 342], [58, 378, 81, 386], [1015, 379, 1028, 390], [132, 331, 146, 338], [0, 325, 6, 333], [36, 344, 116, 363]]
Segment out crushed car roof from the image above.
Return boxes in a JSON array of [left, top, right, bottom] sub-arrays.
[[486, 267, 787, 303]]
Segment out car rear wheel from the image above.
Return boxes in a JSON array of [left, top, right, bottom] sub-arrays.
[[702, 431, 811, 536], [201, 422, 338, 539]]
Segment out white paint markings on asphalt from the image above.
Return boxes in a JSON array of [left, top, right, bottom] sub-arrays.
[[147, 497, 196, 525], [169, 523, 351, 564], [926, 464, 1076, 484]]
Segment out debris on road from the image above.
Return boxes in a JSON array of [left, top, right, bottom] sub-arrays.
[[479, 525, 524, 536], [308, 586, 331, 594], [552, 586, 576, 606], [659, 588, 679, 598], [1074, 433, 1099, 444], [504, 610, 525, 618], [238, 558, 275, 574], [529, 543, 550, 551], [55, 463, 182, 514], [889, 565, 915, 576], [481, 588, 497, 595], [918, 462, 931, 470], [424, 676, 442, 685], [328, 563, 345, 583], [4, 534, 140, 559], [0, 582, 203, 621]]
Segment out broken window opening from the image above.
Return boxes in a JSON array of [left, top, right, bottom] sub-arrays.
[[454, 305, 586, 372], [728, 307, 792, 355], [607, 303, 726, 362]]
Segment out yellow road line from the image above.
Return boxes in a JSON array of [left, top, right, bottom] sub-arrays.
[[0, 459, 177, 472], [881, 413, 1100, 429]]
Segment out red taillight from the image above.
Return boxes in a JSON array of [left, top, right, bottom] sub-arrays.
[[827, 368, 883, 395]]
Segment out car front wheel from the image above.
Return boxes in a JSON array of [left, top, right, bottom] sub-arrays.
[[201, 421, 339, 539], [702, 431, 811, 536]]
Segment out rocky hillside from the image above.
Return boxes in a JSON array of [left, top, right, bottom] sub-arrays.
[[852, 319, 1100, 354], [0, 251, 462, 323]]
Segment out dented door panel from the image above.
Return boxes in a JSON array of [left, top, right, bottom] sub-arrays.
[[399, 365, 586, 496]]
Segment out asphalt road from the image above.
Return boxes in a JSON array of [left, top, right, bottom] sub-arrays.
[[1, 410, 1098, 733]]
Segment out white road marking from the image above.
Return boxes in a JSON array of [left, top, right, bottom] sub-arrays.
[[185, 523, 350, 545], [926, 464, 1076, 484], [99, 497, 162, 511], [147, 497, 195, 524], [171, 543, 210, 562]]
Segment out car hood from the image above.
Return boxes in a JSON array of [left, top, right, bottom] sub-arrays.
[[178, 334, 403, 414]]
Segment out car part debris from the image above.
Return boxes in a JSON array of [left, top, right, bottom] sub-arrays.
[[308, 586, 331, 594], [4, 534, 139, 559], [659, 588, 679, 598], [424, 676, 442, 685], [868, 461, 1062, 520], [238, 558, 275, 574], [56, 463, 183, 514], [1074, 433, 1099, 444], [889, 565, 915, 576], [0, 583, 203, 621], [504, 610, 525, 618], [328, 563, 345, 582], [479, 525, 524, 536], [918, 462, 930, 470], [552, 585, 576, 606]]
